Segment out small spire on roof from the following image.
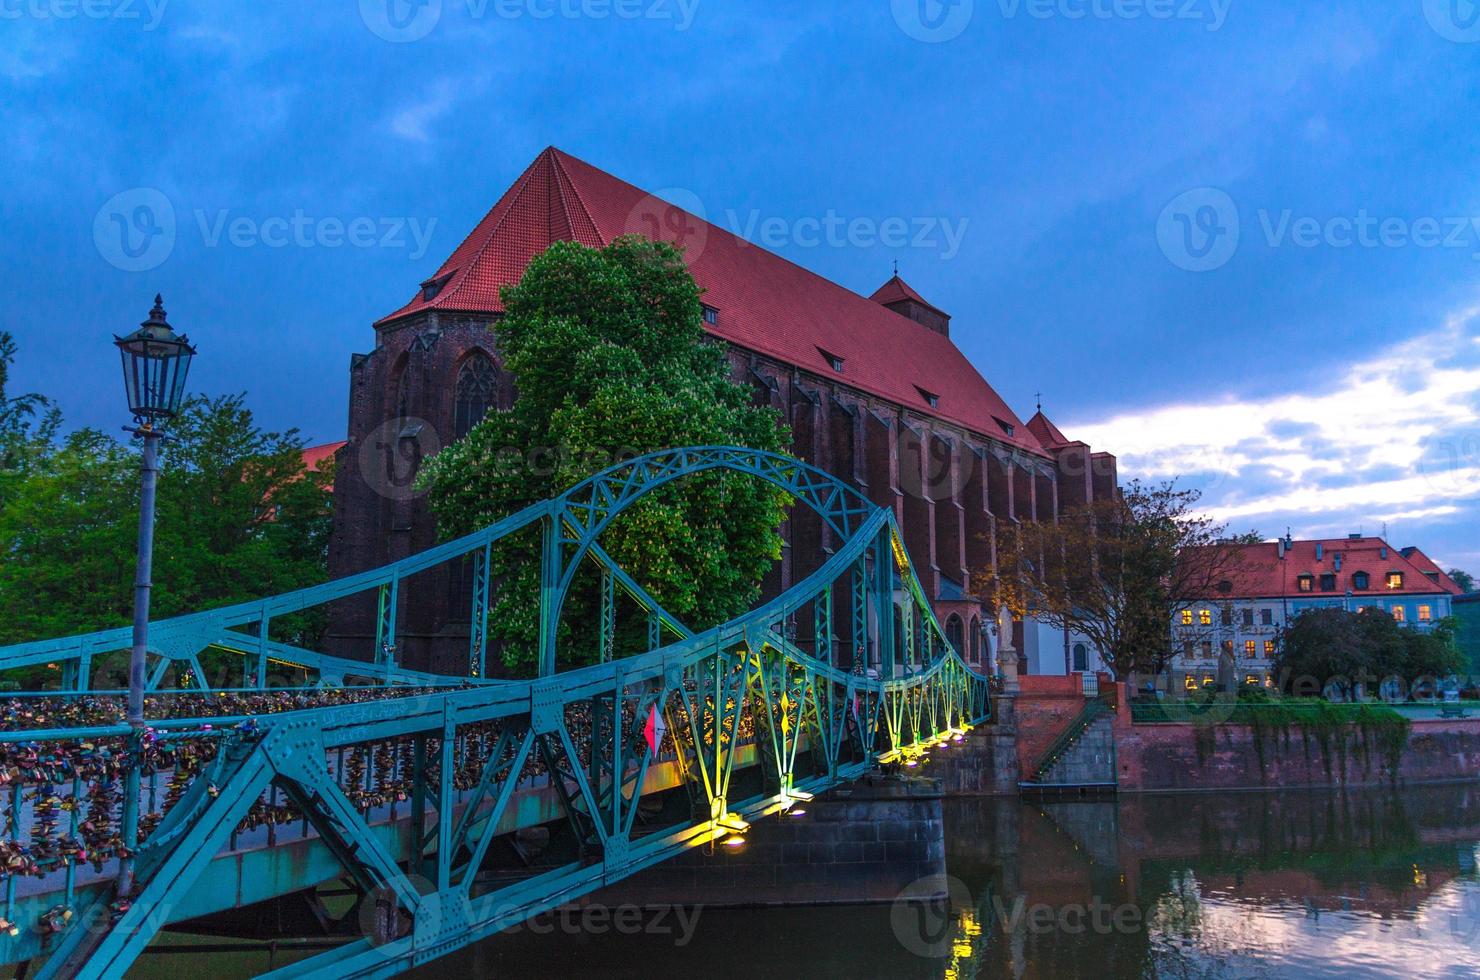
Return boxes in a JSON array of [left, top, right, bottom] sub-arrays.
[[892, 259, 899, 277], [1035, 390, 1042, 413]]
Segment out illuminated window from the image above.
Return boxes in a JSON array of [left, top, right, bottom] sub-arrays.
[[1264, 640, 1276, 656], [1392, 605, 1405, 623], [1419, 605, 1432, 622], [1185, 675, 1199, 690], [1387, 572, 1403, 590], [1245, 640, 1257, 657], [1181, 610, 1193, 626], [1297, 574, 1314, 593], [1203, 674, 1216, 687], [1245, 674, 1259, 686], [1199, 609, 1212, 626]]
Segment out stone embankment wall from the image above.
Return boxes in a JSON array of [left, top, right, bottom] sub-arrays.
[[938, 679, 1480, 795], [1114, 714, 1480, 791]]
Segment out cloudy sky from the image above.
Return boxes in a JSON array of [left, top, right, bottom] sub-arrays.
[[1, 1, 1476, 572]]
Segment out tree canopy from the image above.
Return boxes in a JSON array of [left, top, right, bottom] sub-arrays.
[[0, 354, 334, 660], [979, 480, 1249, 679], [418, 236, 791, 673], [1273, 607, 1465, 697]]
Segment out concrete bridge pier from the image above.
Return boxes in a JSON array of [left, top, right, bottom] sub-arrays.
[[579, 774, 945, 909], [932, 694, 1022, 796]]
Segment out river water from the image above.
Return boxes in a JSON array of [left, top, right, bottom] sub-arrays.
[[134, 782, 1480, 979], [423, 782, 1480, 980]]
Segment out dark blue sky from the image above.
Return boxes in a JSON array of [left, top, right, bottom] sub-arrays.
[[3, 0, 1478, 569]]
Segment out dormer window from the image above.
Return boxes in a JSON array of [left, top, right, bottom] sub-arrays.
[[993, 417, 1015, 438], [420, 270, 455, 302], [1352, 571, 1370, 590], [1320, 573, 1336, 592], [701, 304, 719, 325], [1297, 574, 1314, 593], [818, 347, 844, 373], [1386, 571, 1403, 590], [916, 386, 940, 409]]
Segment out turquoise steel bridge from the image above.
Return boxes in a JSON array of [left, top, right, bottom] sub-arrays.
[[0, 447, 991, 978]]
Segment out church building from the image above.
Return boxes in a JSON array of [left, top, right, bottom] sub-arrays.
[[325, 148, 1118, 676]]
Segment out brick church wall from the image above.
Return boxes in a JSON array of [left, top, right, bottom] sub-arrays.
[[327, 313, 1115, 677]]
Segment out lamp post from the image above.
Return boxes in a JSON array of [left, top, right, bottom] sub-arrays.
[[115, 295, 195, 727]]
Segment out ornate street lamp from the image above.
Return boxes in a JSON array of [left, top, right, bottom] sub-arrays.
[[115, 295, 195, 726]]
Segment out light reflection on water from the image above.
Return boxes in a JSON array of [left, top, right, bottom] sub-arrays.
[[132, 783, 1480, 979], [935, 784, 1480, 980]]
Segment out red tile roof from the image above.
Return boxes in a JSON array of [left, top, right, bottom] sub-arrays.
[[302, 441, 345, 474], [1026, 410, 1074, 449], [1218, 537, 1465, 599], [869, 274, 949, 317], [378, 147, 1044, 455]]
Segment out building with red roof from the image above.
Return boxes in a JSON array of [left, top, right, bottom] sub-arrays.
[[1170, 534, 1465, 691], [301, 441, 345, 476], [327, 148, 1118, 675]]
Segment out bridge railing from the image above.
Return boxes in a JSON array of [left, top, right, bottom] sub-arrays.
[[0, 447, 992, 977]]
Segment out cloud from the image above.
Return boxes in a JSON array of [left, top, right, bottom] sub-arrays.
[[1069, 303, 1480, 563], [388, 81, 458, 143]]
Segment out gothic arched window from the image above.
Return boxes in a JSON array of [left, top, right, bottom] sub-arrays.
[[454, 353, 498, 440], [946, 614, 964, 656]]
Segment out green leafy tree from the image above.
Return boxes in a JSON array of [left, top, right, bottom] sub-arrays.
[[0, 331, 60, 487], [1449, 568, 1475, 593], [418, 236, 790, 672], [0, 394, 334, 682], [1274, 607, 1465, 696]]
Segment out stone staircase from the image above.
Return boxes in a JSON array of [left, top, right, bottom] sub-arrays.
[[1021, 697, 1118, 796]]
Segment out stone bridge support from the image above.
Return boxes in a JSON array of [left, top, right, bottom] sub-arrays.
[[581, 775, 945, 908]]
